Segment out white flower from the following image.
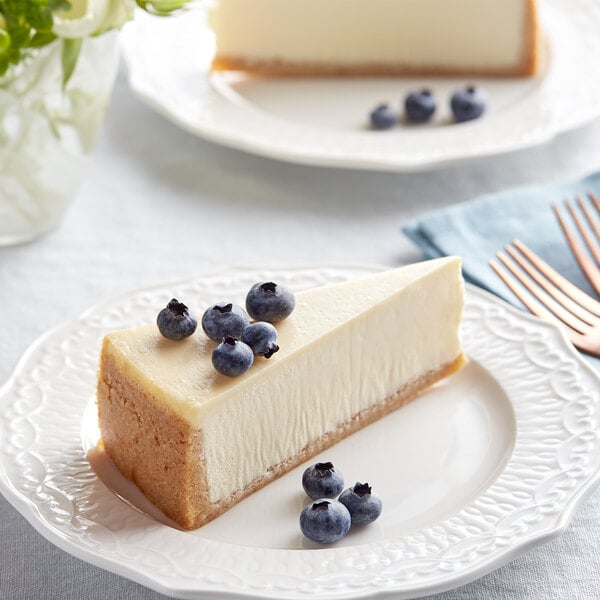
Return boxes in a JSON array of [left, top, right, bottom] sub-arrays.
[[53, 0, 136, 39]]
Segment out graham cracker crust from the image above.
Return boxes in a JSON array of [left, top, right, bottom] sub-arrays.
[[97, 351, 466, 530], [211, 58, 537, 78]]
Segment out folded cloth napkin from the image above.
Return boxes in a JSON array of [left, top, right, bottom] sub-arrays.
[[403, 169, 600, 370]]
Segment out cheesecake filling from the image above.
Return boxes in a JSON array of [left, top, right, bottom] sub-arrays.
[[201, 267, 463, 502], [209, 0, 530, 71]]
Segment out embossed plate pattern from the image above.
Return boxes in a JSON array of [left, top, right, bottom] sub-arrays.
[[0, 265, 599, 600], [122, 0, 600, 172]]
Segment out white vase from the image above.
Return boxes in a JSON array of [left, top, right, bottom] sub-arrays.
[[0, 32, 120, 245]]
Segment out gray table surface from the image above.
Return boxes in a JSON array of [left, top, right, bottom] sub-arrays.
[[2, 65, 600, 599]]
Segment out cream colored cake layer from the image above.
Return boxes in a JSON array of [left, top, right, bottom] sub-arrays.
[[209, 0, 538, 75], [103, 257, 464, 503]]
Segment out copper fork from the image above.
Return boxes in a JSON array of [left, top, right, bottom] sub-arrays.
[[490, 240, 600, 357], [553, 192, 600, 295]]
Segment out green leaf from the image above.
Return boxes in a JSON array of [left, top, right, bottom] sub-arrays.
[[61, 37, 81, 89], [0, 54, 8, 76], [27, 6, 54, 31], [29, 31, 56, 48], [0, 29, 10, 54]]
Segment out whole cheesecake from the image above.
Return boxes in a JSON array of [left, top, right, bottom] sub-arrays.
[[97, 258, 466, 529], [209, 0, 540, 77]]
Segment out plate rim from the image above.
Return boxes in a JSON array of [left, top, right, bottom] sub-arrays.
[[121, 0, 600, 172], [1, 262, 600, 600]]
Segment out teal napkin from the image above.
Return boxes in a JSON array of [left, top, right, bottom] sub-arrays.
[[403, 170, 600, 370]]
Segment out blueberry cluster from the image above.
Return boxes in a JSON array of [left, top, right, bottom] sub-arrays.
[[299, 461, 382, 544], [156, 282, 295, 377], [370, 85, 486, 130]]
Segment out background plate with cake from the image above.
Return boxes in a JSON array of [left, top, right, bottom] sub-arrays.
[[122, 0, 600, 171]]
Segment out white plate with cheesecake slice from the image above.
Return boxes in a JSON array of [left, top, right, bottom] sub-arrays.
[[122, 0, 600, 172], [0, 264, 599, 600]]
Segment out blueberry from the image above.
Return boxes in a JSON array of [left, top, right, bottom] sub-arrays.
[[299, 499, 351, 544], [404, 89, 436, 123], [241, 322, 279, 358], [369, 104, 396, 130], [339, 482, 382, 526], [302, 462, 344, 500], [156, 299, 197, 340], [245, 282, 295, 323], [201, 302, 250, 341], [450, 86, 486, 123], [212, 336, 254, 376]]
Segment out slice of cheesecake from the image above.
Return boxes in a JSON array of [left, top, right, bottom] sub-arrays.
[[97, 258, 466, 529], [208, 0, 540, 77]]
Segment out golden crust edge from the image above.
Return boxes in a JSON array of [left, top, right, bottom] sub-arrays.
[[98, 348, 466, 530], [523, 0, 542, 76], [210, 59, 536, 78]]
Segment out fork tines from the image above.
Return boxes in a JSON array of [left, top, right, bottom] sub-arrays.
[[489, 240, 600, 353], [553, 192, 600, 295]]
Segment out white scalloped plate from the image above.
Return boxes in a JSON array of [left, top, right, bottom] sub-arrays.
[[1, 265, 600, 600], [122, 0, 600, 172]]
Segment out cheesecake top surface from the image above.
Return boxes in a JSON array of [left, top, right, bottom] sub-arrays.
[[102, 257, 463, 421]]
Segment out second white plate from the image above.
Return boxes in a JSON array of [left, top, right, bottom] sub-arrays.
[[1, 265, 599, 599], [123, 0, 600, 171]]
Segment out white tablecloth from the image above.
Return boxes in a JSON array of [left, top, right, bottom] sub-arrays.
[[1, 65, 600, 599]]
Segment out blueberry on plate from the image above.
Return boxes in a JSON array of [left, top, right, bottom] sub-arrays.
[[241, 321, 279, 358], [299, 499, 351, 544], [212, 336, 254, 377], [450, 85, 486, 123], [201, 302, 250, 341], [245, 282, 295, 323], [302, 461, 344, 499], [404, 89, 436, 123], [339, 482, 382, 526], [369, 103, 396, 130], [157, 299, 197, 340]]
